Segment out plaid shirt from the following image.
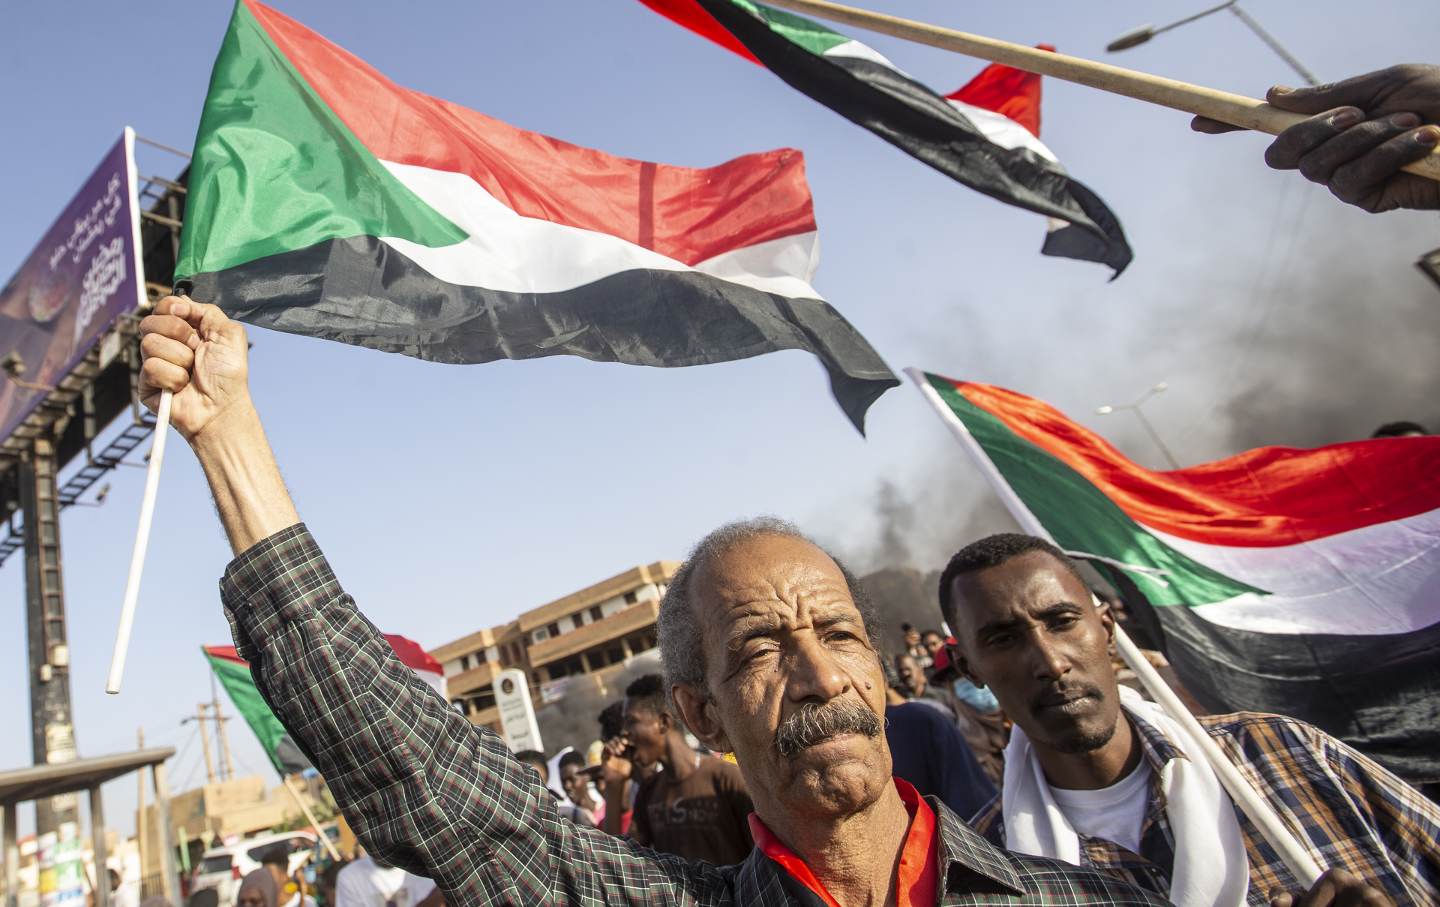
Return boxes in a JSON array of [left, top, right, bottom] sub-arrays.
[[972, 706, 1440, 905], [221, 525, 1165, 907]]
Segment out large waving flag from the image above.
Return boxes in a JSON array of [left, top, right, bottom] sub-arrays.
[[638, 0, 1132, 276], [178, 0, 898, 431], [913, 370, 1440, 781], [204, 637, 444, 776]]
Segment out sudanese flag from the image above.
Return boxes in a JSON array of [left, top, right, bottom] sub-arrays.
[[639, 0, 1132, 276], [177, 0, 898, 432], [917, 370, 1440, 782], [204, 636, 444, 776]]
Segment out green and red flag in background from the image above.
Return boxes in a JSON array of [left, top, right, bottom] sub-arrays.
[[204, 636, 444, 776], [916, 370, 1440, 782], [638, 0, 1132, 276], [177, 0, 898, 432]]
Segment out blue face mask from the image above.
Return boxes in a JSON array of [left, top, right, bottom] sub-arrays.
[[952, 677, 1000, 714]]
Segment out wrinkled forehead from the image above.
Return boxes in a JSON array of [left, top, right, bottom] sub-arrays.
[[691, 533, 860, 632]]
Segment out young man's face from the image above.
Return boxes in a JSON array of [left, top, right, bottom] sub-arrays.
[[948, 551, 1122, 755], [622, 698, 668, 768], [559, 762, 589, 803]]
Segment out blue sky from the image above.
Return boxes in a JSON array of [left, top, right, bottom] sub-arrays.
[[1, 0, 1437, 837]]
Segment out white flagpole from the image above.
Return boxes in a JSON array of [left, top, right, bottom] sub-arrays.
[[904, 367, 1322, 886], [106, 388, 173, 694]]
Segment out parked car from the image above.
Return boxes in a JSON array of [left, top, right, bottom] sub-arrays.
[[190, 831, 317, 905]]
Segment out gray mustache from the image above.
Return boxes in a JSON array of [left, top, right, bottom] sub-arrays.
[[774, 699, 882, 758]]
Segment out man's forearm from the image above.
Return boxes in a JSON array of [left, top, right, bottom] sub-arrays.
[[602, 782, 628, 836], [191, 400, 300, 554]]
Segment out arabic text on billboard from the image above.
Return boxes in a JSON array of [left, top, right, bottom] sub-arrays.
[[0, 130, 145, 443]]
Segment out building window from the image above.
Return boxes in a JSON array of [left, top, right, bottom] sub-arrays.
[[460, 654, 471, 671], [571, 614, 583, 631], [624, 590, 638, 605], [589, 605, 603, 622], [547, 621, 561, 638], [469, 685, 496, 712], [606, 646, 625, 666], [533, 628, 549, 643]]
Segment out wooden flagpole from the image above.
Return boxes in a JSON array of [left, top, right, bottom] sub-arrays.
[[761, 0, 1440, 184], [903, 368, 1323, 887], [282, 777, 342, 862], [106, 389, 173, 694]]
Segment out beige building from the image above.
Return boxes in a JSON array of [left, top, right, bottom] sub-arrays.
[[134, 776, 330, 876], [432, 561, 680, 731]]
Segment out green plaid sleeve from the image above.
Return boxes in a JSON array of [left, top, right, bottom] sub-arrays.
[[220, 523, 729, 907]]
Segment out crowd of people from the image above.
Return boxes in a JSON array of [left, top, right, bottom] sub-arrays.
[[140, 63, 1440, 907]]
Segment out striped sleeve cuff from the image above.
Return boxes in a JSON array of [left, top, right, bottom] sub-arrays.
[[219, 522, 345, 661]]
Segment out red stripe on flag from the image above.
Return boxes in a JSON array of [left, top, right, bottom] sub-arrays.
[[951, 378, 1440, 547], [946, 45, 1053, 138], [637, 0, 762, 65], [243, 0, 814, 267], [202, 645, 247, 666], [204, 637, 440, 675]]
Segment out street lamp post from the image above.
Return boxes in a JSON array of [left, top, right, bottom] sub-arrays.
[[1106, 1, 1320, 87], [1097, 382, 1182, 470]]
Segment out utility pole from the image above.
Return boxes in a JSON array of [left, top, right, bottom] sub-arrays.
[[136, 728, 147, 878], [209, 674, 235, 782], [192, 707, 217, 786], [22, 437, 78, 835]]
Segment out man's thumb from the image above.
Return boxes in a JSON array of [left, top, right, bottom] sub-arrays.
[[1267, 71, 1384, 114]]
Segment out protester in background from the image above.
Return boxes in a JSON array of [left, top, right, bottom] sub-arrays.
[[558, 750, 602, 827], [920, 629, 946, 664], [142, 297, 1165, 904], [928, 646, 1008, 786], [333, 855, 435, 907], [885, 695, 998, 821], [260, 848, 314, 907], [1192, 64, 1440, 213], [942, 532, 1440, 905], [106, 868, 138, 907], [604, 673, 755, 864], [514, 749, 549, 785], [1373, 420, 1429, 438], [900, 622, 933, 668], [593, 701, 638, 835], [234, 871, 276, 907], [894, 653, 956, 716], [316, 864, 343, 907]]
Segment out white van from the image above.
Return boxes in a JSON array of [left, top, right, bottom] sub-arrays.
[[190, 831, 317, 905]]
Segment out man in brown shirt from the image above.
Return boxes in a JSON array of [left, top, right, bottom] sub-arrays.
[[610, 674, 754, 864]]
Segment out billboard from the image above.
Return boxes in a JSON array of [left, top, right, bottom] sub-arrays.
[[0, 129, 146, 444]]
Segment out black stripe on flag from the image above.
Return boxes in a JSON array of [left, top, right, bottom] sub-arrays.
[[189, 236, 899, 433], [1105, 566, 1440, 783], [697, 0, 1133, 277]]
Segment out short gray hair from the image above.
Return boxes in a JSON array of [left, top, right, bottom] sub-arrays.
[[657, 516, 881, 700]]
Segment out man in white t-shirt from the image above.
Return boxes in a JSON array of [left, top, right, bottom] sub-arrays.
[[940, 533, 1438, 907], [334, 855, 437, 907]]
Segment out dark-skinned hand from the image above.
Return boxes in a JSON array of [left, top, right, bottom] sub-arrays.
[[1192, 64, 1440, 213], [1268, 868, 1394, 907]]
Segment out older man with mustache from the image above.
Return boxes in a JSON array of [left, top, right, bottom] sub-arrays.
[[138, 297, 1163, 907]]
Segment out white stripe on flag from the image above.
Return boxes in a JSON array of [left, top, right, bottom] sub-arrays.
[[1153, 508, 1440, 636], [379, 161, 823, 299]]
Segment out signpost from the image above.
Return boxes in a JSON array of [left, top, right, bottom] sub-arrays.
[[494, 669, 544, 754]]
